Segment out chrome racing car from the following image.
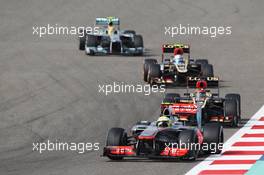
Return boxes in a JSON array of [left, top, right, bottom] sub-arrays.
[[79, 17, 144, 55], [103, 103, 223, 161]]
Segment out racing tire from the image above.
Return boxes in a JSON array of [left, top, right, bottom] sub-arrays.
[[179, 129, 199, 160], [224, 99, 239, 127], [225, 94, 241, 118], [195, 59, 208, 65], [87, 35, 98, 46], [201, 64, 214, 77], [134, 35, 144, 55], [85, 35, 98, 56], [148, 64, 161, 85], [124, 30, 136, 35], [143, 59, 157, 81], [134, 35, 143, 47], [106, 128, 127, 160], [79, 29, 86, 50], [203, 123, 224, 154]]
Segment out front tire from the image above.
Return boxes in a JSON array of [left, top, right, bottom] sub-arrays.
[[86, 35, 98, 56], [203, 123, 223, 154], [106, 128, 127, 160], [179, 130, 199, 160], [148, 64, 161, 85]]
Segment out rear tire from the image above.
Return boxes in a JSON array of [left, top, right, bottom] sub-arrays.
[[134, 35, 143, 47], [201, 64, 214, 77], [224, 99, 239, 127], [225, 94, 241, 118], [143, 59, 157, 81], [106, 128, 127, 160], [134, 35, 144, 55], [203, 123, 223, 154]]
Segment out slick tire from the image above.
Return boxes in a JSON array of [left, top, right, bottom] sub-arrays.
[[201, 64, 214, 77], [79, 29, 86, 50], [134, 35, 143, 48], [224, 99, 239, 127], [85, 35, 98, 56], [143, 59, 157, 81], [225, 94, 241, 118], [179, 129, 199, 160], [106, 128, 127, 160], [148, 64, 161, 85], [203, 123, 224, 154], [134, 35, 144, 55]]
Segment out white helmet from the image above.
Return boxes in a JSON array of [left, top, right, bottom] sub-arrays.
[[174, 54, 183, 60], [173, 54, 184, 64]]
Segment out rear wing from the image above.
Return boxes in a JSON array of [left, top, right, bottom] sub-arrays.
[[162, 44, 190, 54], [187, 77, 219, 88], [95, 17, 120, 26], [186, 76, 220, 97]]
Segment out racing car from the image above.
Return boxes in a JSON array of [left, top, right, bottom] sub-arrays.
[[161, 78, 241, 127], [79, 17, 144, 55], [143, 43, 215, 86], [103, 103, 223, 161]]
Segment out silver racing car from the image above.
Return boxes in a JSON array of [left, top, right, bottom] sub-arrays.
[[79, 17, 144, 55]]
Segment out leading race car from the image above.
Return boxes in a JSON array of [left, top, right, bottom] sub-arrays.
[[143, 43, 215, 86], [161, 78, 241, 127], [79, 17, 144, 55], [103, 103, 223, 161]]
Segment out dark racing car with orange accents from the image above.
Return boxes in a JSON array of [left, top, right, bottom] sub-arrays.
[[161, 79, 241, 127], [103, 104, 224, 161], [143, 43, 216, 86]]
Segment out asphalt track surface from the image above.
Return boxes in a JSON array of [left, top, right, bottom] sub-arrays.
[[0, 0, 264, 175]]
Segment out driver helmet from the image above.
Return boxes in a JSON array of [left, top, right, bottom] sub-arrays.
[[173, 54, 184, 64], [156, 116, 172, 128], [196, 80, 207, 89], [108, 21, 115, 35]]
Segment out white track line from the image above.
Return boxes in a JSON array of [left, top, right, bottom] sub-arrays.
[[186, 105, 264, 175]]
